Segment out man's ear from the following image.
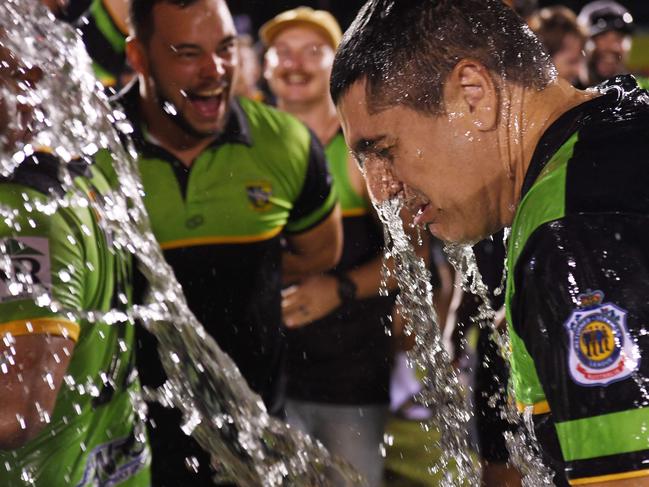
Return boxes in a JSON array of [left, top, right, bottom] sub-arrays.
[[445, 60, 498, 131], [125, 37, 147, 76]]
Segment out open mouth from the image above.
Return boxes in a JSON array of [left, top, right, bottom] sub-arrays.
[[186, 86, 227, 118], [282, 73, 311, 86], [413, 201, 434, 226]]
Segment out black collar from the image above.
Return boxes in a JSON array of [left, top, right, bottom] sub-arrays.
[[112, 80, 253, 159], [521, 75, 639, 198]]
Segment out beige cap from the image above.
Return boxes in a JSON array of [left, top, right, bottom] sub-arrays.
[[259, 6, 343, 49]]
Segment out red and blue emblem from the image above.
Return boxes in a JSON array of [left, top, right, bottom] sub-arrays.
[[564, 291, 640, 387]]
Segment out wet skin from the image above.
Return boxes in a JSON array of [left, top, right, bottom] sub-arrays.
[[126, 0, 238, 151], [336, 73, 509, 244]]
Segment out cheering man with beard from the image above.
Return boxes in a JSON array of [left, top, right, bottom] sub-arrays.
[[118, 0, 342, 484]]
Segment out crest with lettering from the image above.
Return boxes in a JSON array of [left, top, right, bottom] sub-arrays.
[[564, 291, 640, 387]]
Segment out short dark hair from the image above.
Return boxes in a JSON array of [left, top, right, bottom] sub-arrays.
[[331, 0, 554, 116], [129, 0, 201, 43], [529, 6, 587, 57]]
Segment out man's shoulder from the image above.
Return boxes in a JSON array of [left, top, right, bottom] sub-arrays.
[[565, 108, 649, 217], [237, 97, 310, 146]]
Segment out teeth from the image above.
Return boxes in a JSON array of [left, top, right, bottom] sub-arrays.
[[195, 87, 224, 97], [286, 74, 308, 84]]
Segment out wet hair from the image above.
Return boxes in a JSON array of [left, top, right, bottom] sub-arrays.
[[330, 0, 555, 116], [129, 0, 201, 43], [529, 7, 587, 57]]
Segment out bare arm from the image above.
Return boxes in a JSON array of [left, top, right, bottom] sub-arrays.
[[0, 334, 73, 450], [282, 205, 343, 284]]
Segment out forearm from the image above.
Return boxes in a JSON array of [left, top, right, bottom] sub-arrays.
[[0, 334, 72, 450], [282, 249, 334, 284]]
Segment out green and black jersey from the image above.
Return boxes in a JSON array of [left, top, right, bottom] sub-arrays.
[[112, 82, 336, 483], [506, 75, 649, 485], [286, 132, 393, 405], [76, 0, 128, 88], [0, 152, 149, 486]]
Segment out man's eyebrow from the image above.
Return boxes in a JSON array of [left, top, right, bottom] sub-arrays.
[[171, 43, 201, 51], [219, 35, 237, 46]]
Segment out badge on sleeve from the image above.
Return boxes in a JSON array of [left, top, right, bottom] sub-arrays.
[[0, 237, 52, 303], [564, 290, 640, 387]]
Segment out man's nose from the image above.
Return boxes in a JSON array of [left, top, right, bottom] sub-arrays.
[[201, 53, 227, 78]]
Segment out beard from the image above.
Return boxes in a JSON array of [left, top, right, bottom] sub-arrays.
[[148, 63, 231, 140]]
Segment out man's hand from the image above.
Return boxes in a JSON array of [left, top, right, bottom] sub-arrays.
[[282, 275, 341, 328]]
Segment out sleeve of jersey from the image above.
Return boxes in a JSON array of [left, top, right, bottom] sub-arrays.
[[513, 213, 649, 485], [0, 197, 84, 343], [284, 131, 337, 234]]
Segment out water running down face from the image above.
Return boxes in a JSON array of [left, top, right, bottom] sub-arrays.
[[337, 73, 508, 245]]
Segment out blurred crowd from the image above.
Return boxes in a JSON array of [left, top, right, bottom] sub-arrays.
[[5, 0, 648, 486]]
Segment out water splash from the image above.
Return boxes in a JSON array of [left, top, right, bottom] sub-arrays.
[[444, 239, 554, 486], [0, 3, 361, 485], [375, 197, 480, 486]]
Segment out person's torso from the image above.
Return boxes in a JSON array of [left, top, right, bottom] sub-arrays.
[[0, 154, 148, 486], [286, 132, 392, 404]]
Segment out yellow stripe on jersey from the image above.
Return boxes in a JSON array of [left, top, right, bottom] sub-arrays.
[[516, 399, 550, 415], [342, 207, 369, 217], [0, 318, 80, 342], [569, 469, 649, 485], [160, 226, 283, 250]]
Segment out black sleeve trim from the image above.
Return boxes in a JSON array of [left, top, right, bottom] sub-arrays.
[[287, 129, 334, 223]]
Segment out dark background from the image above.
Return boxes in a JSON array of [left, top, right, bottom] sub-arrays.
[[227, 0, 648, 35]]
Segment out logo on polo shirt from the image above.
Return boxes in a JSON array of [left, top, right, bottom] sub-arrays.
[[564, 290, 640, 387], [246, 181, 273, 212]]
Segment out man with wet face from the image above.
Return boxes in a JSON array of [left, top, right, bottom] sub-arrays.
[[577, 0, 635, 88], [121, 0, 342, 484], [333, 0, 649, 486], [0, 36, 150, 486]]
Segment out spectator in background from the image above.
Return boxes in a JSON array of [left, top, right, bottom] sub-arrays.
[[578, 0, 634, 87], [530, 7, 587, 87], [261, 7, 394, 486], [233, 34, 264, 102], [0, 35, 150, 486], [121, 0, 342, 484]]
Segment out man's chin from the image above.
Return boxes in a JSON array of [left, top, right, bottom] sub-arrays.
[[427, 223, 486, 247]]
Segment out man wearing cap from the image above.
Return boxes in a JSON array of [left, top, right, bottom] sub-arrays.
[[117, 0, 343, 484], [577, 0, 637, 88], [261, 8, 404, 486]]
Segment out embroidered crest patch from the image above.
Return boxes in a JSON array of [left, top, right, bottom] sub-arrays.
[[564, 291, 640, 387], [246, 181, 273, 212]]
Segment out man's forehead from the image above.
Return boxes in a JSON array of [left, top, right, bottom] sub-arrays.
[[272, 25, 331, 47], [152, 0, 235, 38], [338, 80, 386, 146]]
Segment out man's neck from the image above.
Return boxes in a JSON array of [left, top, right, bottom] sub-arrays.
[[139, 92, 216, 168], [500, 78, 596, 225], [278, 96, 339, 145]]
